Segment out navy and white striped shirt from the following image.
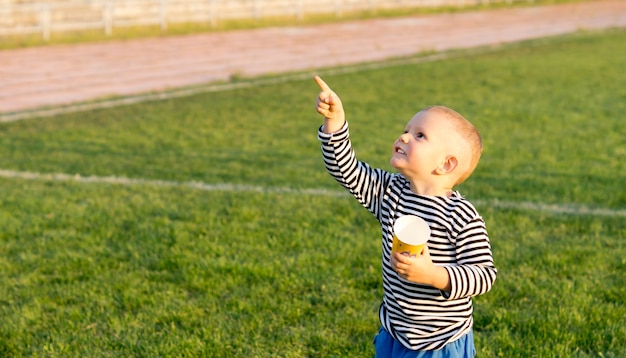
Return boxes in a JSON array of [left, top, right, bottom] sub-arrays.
[[318, 122, 497, 351]]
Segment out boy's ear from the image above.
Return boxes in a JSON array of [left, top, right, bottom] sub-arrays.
[[435, 156, 458, 175]]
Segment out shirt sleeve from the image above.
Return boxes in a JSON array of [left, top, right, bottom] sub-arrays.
[[442, 217, 497, 300], [318, 122, 390, 221]]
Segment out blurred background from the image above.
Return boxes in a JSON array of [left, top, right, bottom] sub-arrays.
[[1, 0, 551, 41]]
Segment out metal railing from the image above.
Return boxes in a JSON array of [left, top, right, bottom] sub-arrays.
[[0, 0, 528, 40]]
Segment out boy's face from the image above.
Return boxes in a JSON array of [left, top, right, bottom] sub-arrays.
[[390, 110, 456, 184]]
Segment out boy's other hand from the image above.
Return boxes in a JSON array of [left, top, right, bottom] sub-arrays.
[[314, 75, 345, 133], [391, 246, 451, 292]]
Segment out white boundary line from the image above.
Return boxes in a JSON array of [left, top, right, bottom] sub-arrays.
[[0, 169, 347, 197], [1, 169, 624, 218]]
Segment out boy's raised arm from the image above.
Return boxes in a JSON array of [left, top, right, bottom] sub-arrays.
[[314, 75, 346, 134]]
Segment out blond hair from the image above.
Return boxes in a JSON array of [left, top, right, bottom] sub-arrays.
[[424, 105, 482, 185]]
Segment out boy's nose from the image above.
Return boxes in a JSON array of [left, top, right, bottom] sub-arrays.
[[399, 133, 410, 143]]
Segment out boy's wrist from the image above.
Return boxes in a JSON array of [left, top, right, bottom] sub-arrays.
[[323, 118, 346, 134], [429, 265, 452, 292]]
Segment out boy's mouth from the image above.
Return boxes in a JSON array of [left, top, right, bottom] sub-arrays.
[[394, 146, 406, 155]]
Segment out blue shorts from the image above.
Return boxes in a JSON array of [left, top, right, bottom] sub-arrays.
[[373, 327, 476, 358]]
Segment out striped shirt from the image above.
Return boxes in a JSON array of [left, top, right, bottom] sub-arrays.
[[318, 122, 497, 351]]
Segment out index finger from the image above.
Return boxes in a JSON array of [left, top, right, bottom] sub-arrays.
[[314, 75, 332, 92]]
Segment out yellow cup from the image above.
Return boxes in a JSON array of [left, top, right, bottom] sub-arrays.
[[392, 215, 430, 258]]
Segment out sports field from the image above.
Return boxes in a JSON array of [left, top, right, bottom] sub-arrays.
[[0, 28, 624, 356]]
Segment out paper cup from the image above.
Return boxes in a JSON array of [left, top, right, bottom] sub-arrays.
[[392, 215, 430, 258]]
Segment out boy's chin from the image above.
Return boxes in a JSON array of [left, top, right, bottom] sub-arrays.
[[389, 157, 403, 170], [389, 159, 404, 174]]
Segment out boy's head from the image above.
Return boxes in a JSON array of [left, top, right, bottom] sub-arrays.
[[430, 106, 482, 185], [390, 105, 482, 190]]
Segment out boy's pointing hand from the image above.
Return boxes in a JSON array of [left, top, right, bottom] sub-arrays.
[[315, 75, 345, 133]]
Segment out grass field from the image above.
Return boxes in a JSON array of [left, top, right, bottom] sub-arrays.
[[0, 28, 625, 356]]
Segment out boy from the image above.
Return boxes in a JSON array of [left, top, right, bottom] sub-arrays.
[[314, 75, 497, 357]]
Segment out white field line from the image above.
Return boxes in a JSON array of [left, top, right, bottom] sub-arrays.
[[1, 169, 625, 218], [0, 169, 346, 197]]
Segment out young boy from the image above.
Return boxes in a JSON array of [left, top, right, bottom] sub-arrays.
[[314, 75, 497, 357]]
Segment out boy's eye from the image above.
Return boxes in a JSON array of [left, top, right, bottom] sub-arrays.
[[415, 132, 425, 139]]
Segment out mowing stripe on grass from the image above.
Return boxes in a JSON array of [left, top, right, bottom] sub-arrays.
[[1, 169, 624, 218]]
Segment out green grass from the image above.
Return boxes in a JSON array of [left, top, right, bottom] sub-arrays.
[[0, 28, 625, 356], [0, 0, 589, 50]]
